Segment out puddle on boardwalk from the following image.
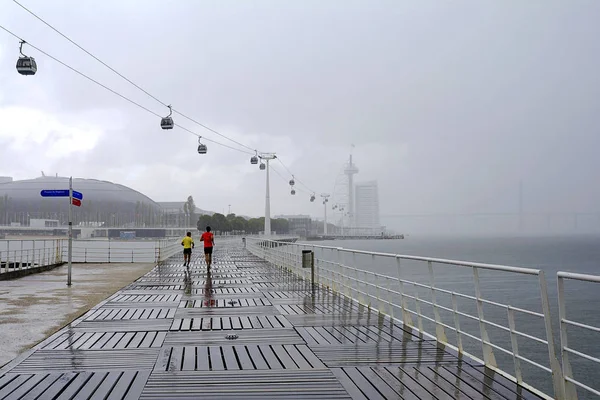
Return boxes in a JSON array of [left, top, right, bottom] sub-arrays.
[[0, 262, 155, 367]]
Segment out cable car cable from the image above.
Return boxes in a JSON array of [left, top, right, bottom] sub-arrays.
[[10, 2, 324, 192], [276, 158, 316, 193], [0, 24, 253, 156], [12, 0, 258, 154]]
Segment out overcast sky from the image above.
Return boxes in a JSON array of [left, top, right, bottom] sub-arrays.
[[1, 1, 599, 232]]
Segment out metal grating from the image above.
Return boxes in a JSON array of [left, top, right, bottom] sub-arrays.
[[296, 325, 413, 345], [9, 350, 160, 373], [155, 344, 326, 371], [309, 343, 458, 368], [284, 313, 390, 327], [330, 365, 543, 400], [164, 328, 304, 346], [0, 370, 150, 400], [43, 331, 166, 350], [84, 307, 176, 321], [175, 306, 280, 318], [178, 298, 272, 308], [73, 319, 173, 332], [140, 370, 352, 399], [169, 315, 292, 331], [275, 302, 363, 315], [193, 287, 260, 295], [110, 294, 182, 302]]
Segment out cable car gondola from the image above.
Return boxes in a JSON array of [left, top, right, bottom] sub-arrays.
[[16, 40, 37, 76], [197, 136, 207, 154], [251, 151, 258, 165], [289, 176, 295, 186], [259, 162, 266, 170], [161, 105, 174, 129], [310, 194, 315, 202], [291, 189, 296, 195]]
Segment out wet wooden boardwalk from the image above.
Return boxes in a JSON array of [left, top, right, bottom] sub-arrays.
[[0, 241, 545, 399]]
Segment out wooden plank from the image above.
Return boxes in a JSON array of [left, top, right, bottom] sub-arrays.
[[196, 346, 210, 371], [246, 345, 270, 370], [1, 373, 47, 399], [89, 371, 122, 400], [259, 345, 283, 369], [209, 346, 225, 371], [21, 373, 72, 400], [152, 331, 167, 348], [182, 346, 196, 371], [191, 318, 202, 331], [222, 346, 240, 370], [234, 345, 255, 370], [168, 346, 183, 371], [53, 372, 95, 400]]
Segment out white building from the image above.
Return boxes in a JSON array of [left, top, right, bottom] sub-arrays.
[[355, 180, 381, 234]]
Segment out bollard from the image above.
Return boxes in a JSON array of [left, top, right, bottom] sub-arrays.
[[302, 250, 315, 292]]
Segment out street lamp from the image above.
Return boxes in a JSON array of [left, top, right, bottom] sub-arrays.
[[259, 153, 277, 236]]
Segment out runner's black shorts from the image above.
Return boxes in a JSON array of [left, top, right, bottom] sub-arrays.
[[204, 247, 213, 255], [183, 248, 192, 255]]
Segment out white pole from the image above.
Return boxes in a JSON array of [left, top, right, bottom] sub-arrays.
[[264, 159, 271, 236], [67, 176, 73, 286]]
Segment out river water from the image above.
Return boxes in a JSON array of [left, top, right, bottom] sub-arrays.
[[307, 234, 600, 399]]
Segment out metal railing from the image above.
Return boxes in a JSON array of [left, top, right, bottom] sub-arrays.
[[557, 271, 600, 399], [0, 239, 63, 274], [246, 237, 566, 400], [0, 238, 183, 271]]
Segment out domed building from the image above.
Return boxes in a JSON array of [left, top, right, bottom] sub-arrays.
[[0, 176, 162, 227]]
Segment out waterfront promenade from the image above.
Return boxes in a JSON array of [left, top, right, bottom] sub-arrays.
[[0, 240, 544, 399]]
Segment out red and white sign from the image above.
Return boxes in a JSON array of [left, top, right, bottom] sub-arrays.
[[71, 198, 82, 207]]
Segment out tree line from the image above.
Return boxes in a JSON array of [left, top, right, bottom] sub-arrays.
[[196, 213, 289, 234]]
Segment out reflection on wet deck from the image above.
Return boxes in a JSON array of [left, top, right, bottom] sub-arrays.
[[0, 242, 545, 399]]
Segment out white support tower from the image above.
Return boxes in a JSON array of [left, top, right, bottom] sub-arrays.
[[260, 153, 277, 236], [321, 193, 330, 235], [344, 154, 359, 230]]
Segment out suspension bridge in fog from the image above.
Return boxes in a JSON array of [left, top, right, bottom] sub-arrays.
[[380, 211, 600, 233]]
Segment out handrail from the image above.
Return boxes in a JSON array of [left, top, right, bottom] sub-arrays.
[[557, 271, 600, 398], [0, 239, 64, 274], [245, 237, 566, 400]]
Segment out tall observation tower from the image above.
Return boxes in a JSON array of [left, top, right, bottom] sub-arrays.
[[344, 153, 359, 229]]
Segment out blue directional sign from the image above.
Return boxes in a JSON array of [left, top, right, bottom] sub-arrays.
[[72, 190, 83, 200], [40, 189, 69, 197]]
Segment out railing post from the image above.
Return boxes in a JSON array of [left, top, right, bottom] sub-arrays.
[[537, 271, 566, 400], [412, 281, 424, 335], [131, 249, 134, 263], [19, 240, 23, 270], [472, 267, 497, 367], [85, 248, 87, 263], [557, 275, 577, 400], [32, 240, 35, 267], [373, 255, 385, 314], [507, 306, 523, 385], [451, 292, 463, 354], [428, 261, 448, 343]]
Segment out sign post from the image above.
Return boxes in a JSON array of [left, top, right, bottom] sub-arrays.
[[40, 183, 83, 286], [68, 177, 73, 286]]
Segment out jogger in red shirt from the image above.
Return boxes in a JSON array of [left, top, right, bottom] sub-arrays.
[[200, 226, 215, 271]]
